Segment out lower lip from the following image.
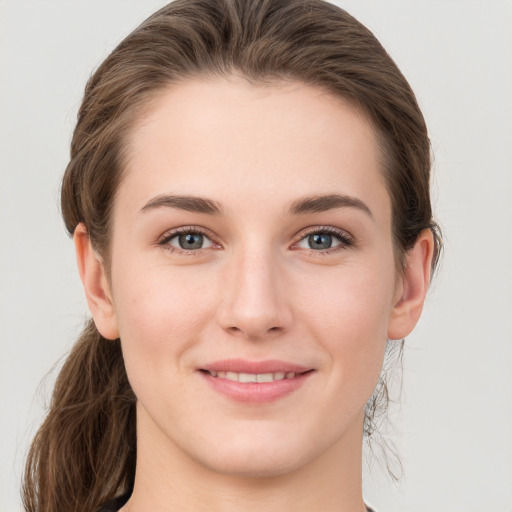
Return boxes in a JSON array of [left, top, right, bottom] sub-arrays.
[[200, 371, 313, 403]]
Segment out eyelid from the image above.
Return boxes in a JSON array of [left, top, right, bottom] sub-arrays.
[[157, 225, 208, 244], [156, 224, 354, 255], [291, 225, 355, 252], [157, 225, 220, 253]]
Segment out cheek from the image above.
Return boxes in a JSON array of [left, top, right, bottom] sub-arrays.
[[111, 263, 215, 379], [295, 258, 394, 383]]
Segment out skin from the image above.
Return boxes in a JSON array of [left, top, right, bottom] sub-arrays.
[[75, 77, 433, 512]]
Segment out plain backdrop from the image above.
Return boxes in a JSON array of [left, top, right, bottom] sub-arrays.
[[1, 1, 511, 511]]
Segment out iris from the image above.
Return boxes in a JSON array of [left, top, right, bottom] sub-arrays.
[[179, 233, 204, 249], [308, 233, 332, 250]]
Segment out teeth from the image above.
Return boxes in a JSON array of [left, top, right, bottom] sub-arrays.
[[239, 372, 257, 383], [257, 373, 273, 383], [208, 371, 297, 382]]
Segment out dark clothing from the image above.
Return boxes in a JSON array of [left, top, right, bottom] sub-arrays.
[[97, 492, 130, 512]]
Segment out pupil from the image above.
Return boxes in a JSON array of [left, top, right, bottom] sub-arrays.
[[179, 233, 203, 249], [309, 233, 332, 250]]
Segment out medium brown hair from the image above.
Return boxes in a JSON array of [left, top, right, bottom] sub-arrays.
[[23, 1, 441, 510]]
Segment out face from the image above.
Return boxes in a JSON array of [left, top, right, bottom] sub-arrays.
[[94, 78, 407, 478]]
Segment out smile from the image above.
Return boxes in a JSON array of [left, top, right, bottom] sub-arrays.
[[207, 371, 299, 382], [199, 359, 314, 403]]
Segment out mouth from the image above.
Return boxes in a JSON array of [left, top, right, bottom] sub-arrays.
[[198, 359, 315, 403], [201, 369, 310, 382]]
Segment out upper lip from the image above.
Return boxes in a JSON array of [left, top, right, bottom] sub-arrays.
[[201, 359, 311, 374]]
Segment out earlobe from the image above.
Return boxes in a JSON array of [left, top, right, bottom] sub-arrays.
[[387, 229, 434, 340], [74, 223, 119, 340]]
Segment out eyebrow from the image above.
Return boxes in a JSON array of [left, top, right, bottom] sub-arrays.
[[287, 194, 373, 218], [139, 194, 223, 215], [139, 193, 373, 218]]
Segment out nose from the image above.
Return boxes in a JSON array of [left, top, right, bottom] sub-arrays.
[[216, 247, 293, 341]]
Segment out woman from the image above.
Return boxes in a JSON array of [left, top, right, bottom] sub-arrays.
[[23, 1, 441, 511]]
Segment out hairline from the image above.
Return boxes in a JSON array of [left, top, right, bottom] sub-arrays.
[[97, 71, 406, 275]]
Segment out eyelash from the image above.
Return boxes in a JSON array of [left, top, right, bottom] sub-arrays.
[[292, 226, 355, 255], [157, 225, 355, 255], [157, 226, 216, 255]]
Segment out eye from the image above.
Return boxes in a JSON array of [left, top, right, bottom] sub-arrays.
[[303, 233, 337, 250], [160, 228, 214, 252], [295, 228, 353, 252], [171, 232, 212, 250]]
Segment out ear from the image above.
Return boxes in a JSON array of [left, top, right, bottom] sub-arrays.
[[74, 223, 119, 340], [387, 229, 435, 340]]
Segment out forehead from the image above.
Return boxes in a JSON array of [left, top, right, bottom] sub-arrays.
[[120, 77, 390, 221]]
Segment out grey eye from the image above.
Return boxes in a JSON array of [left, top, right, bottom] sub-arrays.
[[296, 231, 344, 251], [308, 233, 333, 250], [169, 232, 212, 250]]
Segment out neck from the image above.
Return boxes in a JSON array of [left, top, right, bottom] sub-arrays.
[[125, 405, 368, 512]]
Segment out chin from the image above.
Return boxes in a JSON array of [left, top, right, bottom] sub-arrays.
[[196, 448, 305, 479], [183, 426, 318, 479]]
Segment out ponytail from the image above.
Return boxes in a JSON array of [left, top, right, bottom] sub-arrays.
[[22, 320, 135, 512]]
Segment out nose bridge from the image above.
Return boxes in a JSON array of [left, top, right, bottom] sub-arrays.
[[217, 242, 291, 339]]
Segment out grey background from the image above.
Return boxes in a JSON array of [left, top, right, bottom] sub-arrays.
[[1, 1, 511, 511]]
